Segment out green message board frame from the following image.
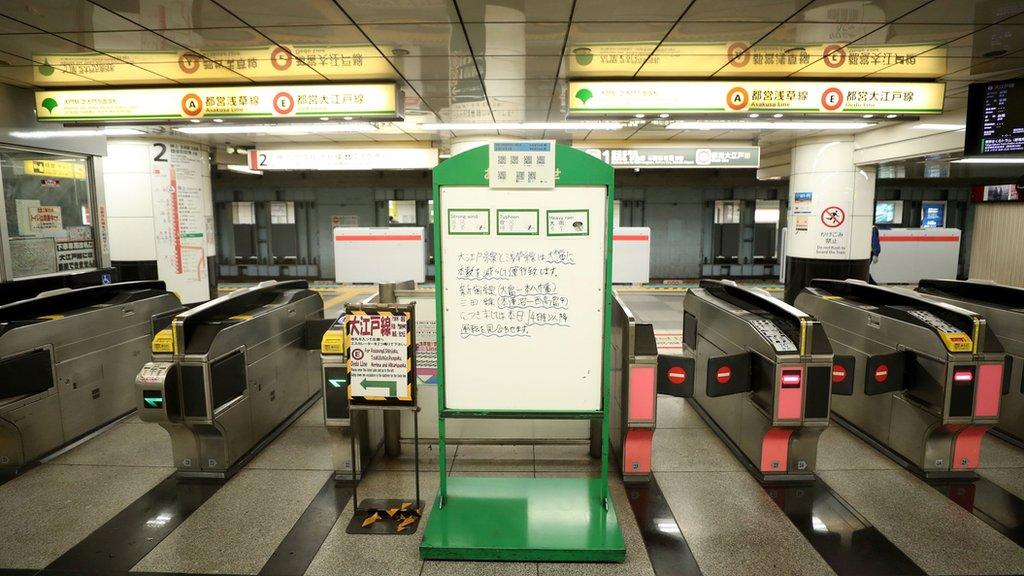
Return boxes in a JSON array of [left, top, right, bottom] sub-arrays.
[[419, 144, 625, 562]]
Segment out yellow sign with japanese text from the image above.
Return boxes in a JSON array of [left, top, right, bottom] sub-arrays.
[[23, 159, 87, 179]]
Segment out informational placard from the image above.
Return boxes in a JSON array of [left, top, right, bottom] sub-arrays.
[[567, 43, 946, 78], [150, 141, 210, 303], [447, 209, 490, 235], [9, 236, 57, 277], [488, 141, 555, 189], [23, 159, 87, 179], [331, 214, 359, 227], [333, 227, 426, 284], [496, 209, 539, 235], [345, 305, 415, 407], [35, 83, 400, 122], [33, 45, 392, 85], [568, 80, 945, 116], [440, 185, 607, 412], [28, 205, 63, 234], [249, 147, 438, 171], [579, 146, 760, 168], [964, 78, 1024, 156]]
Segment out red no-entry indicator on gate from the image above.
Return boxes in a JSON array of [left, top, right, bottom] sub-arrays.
[[716, 366, 732, 384], [667, 366, 687, 385], [832, 364, 847, 383], [874, 364, 889, 383]]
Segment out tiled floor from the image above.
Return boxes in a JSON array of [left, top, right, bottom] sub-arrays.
[[0, 287, 1022, 576]]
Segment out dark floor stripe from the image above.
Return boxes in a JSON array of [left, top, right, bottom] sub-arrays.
[[930, 477, 1024, 547], [626, 476, 702, 576], [258, 478, 354, 576], [44, 477, 222, 574], [766, 480, 926, 576]]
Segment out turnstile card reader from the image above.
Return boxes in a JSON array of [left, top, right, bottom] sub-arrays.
[[683, 280, 834, 483], [136, 280, 325, 479], [915, 279, 1024, 448], [1, 281, 182, 475], [796, 279, 1005, 477]]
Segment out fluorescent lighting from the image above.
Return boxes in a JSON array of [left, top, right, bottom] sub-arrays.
[[658, 113, 670, 118], [212, 118, 224, 123], [10, 127, 144, 138], [419, 122, 623, 131], [772, 113, 783, 118], [226, 164, 263, 175], [174, 122, 376, 135], [952, 157, 1024, 164], [665, 120, 875, 131], [885, 114, 898, 119], [912, 123, 966, 130], [862, 114, 874, 119], [748, 113, 760, 118]]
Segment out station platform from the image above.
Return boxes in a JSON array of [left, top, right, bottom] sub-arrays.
[[0, 285, 1021, 576]]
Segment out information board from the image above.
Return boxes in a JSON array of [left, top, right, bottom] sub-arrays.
[[440, 186, 608, 412], [964, 78, 1024, 156], [345, 305, 415, 407]]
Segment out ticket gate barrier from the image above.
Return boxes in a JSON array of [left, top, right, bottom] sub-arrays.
[[0, 268, 117, 306], [136, 280, 326, 479], [320, 315, 384, 480], [795, 279, 1006, 478], [679, 280, 835, 483], [1, 281, 182, 476], [915, 279, 1024, 448], [609, 293, 660, 483]]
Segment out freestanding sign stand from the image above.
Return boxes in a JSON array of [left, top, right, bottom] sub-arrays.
[[419, 143, 626, 562]]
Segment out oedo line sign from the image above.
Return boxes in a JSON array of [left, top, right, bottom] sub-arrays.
[[345, 304, 416, 407], [567, 80, 945, 116], [35, 83, 401, 123], [578, 146, 759, 168]]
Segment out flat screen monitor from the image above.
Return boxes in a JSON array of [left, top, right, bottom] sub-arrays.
[[964, 78, 1024, 157]]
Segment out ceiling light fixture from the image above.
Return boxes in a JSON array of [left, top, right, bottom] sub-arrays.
[[951, 157, 1024, 164], [885, 114, 898, 119], [189, 119, 200, 123], [659, 113, 670, 119], [212, 118, 224, 123], [320, 116, 330, 121], [665, 120, 875, 131], [10, 127, 144, 138], [748, 113, 760, 118], [226, 164, 263, 175], [862, 114, 874, 119], [772, 113, 783, 118], [418, 122, 624, 131], [174, 122, 376, 135], [343, 116, 353, 121], [912, 123, 967, 130], [634, 113, 645, 119]]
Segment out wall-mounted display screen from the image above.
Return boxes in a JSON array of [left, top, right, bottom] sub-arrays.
[[874, 200, 903, 225], [964, 78, 1024, 156], [971, 183, 1023, 202]]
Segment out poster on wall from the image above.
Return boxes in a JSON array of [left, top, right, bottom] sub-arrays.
[[9, 237, 57, 277], [150, 141, 211, 303]]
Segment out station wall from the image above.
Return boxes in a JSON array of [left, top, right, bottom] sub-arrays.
[[212, 169, 978, 281]]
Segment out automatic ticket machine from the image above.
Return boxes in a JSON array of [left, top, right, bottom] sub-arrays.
[[135, 280, 325, 478], [915, 279, 1024, 448], [796, 279, 1006, 477], [1, 281, 182, 475], [677, 280, 834, 482]]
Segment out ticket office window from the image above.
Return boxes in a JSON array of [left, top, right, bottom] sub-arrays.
[[1, 148, 96, 279], [713, 200, 742, 262]]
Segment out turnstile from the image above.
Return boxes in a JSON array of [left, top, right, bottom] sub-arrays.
[[915, 279, 1023, 448], [0, 281, 182, 475], [136, 280, 324, 478], [679, 280, 834, 483], [796, 279, 1006, 477]]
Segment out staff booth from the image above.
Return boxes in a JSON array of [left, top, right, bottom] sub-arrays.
[[419, 143, 626, 562]]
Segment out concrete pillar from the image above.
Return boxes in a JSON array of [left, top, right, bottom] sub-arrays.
[[783, 136, 875, 303]]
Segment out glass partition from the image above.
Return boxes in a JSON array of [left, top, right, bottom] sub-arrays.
[[1, 148, 96, 279]]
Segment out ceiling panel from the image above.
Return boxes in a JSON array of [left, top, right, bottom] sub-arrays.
[[1, 0, 141, 32], [455, 0, 573, 22], [896, 0, 1024, 24], [91, 0, 246, 30], [573, 0, 692, 22], [337, 0, 457, 24], [0, 32, 100, 60], [791, 1, 931, 24], [216, 0, 352, 26], [360, 22, 470, 56], [256, 25, 368, 46], [463, 22, 568, 56]]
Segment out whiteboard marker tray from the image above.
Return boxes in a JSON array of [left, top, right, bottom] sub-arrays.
[[420, 476, 626, 562]]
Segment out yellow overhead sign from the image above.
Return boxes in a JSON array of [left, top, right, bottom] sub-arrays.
[[567, 80, 945, 115], [23, 159, 87, 179], [568, 43, 947, 78], [32, 45, 394, 85], [35, 83, 401, 122]]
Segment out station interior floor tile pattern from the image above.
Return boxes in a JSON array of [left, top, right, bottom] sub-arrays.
[[1, 284, 1022, 576]]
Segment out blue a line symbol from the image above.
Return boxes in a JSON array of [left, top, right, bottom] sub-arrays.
[[329, 379, 347, 388]]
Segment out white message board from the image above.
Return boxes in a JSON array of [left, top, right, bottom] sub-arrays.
[[440, 186, 607, 412]]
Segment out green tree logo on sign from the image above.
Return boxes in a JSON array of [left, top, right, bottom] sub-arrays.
[[574, 88, 593, 105]]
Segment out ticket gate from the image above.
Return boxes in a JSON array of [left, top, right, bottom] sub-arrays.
[[136, 280, 325, 479], [795, 279, 1006, 478], [0, 281, 182, 476], [914, 279, 1024, 448], [678, 280, 835, 483]]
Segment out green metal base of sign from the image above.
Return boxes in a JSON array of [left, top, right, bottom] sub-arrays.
[[419, 476, 626, 562]]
